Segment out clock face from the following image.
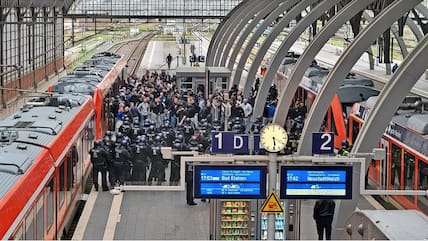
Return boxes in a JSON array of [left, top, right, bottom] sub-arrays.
[[260, 123, 288, 152]]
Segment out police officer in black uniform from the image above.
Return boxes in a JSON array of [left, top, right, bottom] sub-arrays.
[[113, 139, 132, 189], [147, 135, 164, 185], [89, 140, 109, 191], [131, 135, 151, 184], [170, 136, 186, 185], [185, 136, 201, 205]]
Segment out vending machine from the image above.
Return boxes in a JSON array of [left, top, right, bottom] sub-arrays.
[[211, 200, 259, 240], [193, 165, 268, 240], [259, 200, 287, 240]]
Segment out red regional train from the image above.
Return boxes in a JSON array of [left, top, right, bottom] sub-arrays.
[[276, 54, 379, 148], [0, 93, 95, 239], [277, 55, 428, 214], [349, 96, 428, 214], [50, 52, 127, 139]]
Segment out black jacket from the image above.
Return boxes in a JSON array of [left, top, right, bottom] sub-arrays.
[[313, 199, 335, 220]]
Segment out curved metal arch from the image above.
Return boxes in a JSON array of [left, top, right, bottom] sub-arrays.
[[242, 0, 320, 98], [230, 0, 301, 88], [207, 0, 252, 66], [352, 35, 428, 154], [220, 0, 284, 68], [273, 0, 376, 126], [251, 0, 342, 121], [213, 1, 267, 66], [362, 11, 408, 57], [414, 4, 428, 36], [297, 0, 422, 156]]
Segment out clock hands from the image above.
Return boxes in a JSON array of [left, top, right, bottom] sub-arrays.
[[272, 136, 276, 148]]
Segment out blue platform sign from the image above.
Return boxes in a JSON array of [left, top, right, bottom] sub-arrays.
[[280, 165, 352, 199], [253, 135, 265, 152], [194, 165, 267, 199], [312, 132, 334, 154], [211, 132, 249, 154]]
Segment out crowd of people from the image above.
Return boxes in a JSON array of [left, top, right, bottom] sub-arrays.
[[89, 69, 311, 202]]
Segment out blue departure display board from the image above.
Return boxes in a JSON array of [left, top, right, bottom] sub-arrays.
[[280, 165, 352, 199], [194, 165, 267, 199]]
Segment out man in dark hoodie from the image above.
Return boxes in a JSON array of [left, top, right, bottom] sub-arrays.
[[313, 199, 336, 240]]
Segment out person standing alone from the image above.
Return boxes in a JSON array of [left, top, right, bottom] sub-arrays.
[[313, 199, 336, 240], [166, 53, 173, 69]]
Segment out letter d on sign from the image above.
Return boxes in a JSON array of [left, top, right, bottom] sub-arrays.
[[234, 136, 244, 149]]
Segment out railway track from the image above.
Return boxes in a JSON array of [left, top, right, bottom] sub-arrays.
[[109, 30, 159, 77]]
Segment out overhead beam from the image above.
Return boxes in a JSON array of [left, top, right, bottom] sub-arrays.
[[213, 0, 266, 66], [352, 35, 428, 155], [273, 0, 376, 126], [298, 0, 421, 156], [219, 0, 283, 67], [206, 0, 249, 66], [252, 0, 343, 120], [230, 0, 301, 88], [241, 0, 319, 99]]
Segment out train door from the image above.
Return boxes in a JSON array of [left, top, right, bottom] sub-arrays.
[[417, 159, 428, 214], [379, 139, 389, 189], [389, 143, 402, 190]]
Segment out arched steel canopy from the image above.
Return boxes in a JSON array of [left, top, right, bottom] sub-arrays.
[[213, 1, 266, 66], [251, 0, 343, 120], [242, 0, 320, 98], [295, 1, 422, 238], [206, 0, 248, 66], [352, 34, 428, 156], [220, 0, 284, 68], [272, 0, 376, 126], [298, 0, 422, 156], [207, 0, 252, 66], [230, 0, 301, 89]]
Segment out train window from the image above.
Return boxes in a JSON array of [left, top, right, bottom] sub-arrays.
[[24, 207, 35, 239], [351, 119, 361, 144], [67, 148, 77, 204], [404, 151, 415, 190], [36, 196, 44, 239], [46, 179, 54, 231], [59, 161, 66, 207], [417, 161, 428, 214], [390, 144, 402, 189], [12, 223, 24, 240]]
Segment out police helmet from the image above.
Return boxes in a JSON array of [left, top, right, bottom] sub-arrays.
[[342, 140, 349, 148], [176, 134, 184, 142], [154, 135, 162, 144], [103, 136, 110, 144], [120, 139, 128, 147], [143, 119, 151, 127], [189, 136, 198, 145], [173, 142, 181, 149], [115, 132, 123, 141], [94, 140, 103, 147]]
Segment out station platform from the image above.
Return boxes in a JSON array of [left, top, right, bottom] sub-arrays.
[[72, 186, 383, 240]]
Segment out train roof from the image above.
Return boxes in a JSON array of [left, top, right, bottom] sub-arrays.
[[58, 74, 102, 83], [337, 85, 380, 104], [0, 143, 45, 200], [355, 210, 428, 240], [72, 66, 110, 77], [0, 93, 92, 200], [53, 81, 96, 95]]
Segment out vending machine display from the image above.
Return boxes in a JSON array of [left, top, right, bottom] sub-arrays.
[[260, 214, 286, 240], [260, 212, 286, 240], [220, 201, 251, 240]]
